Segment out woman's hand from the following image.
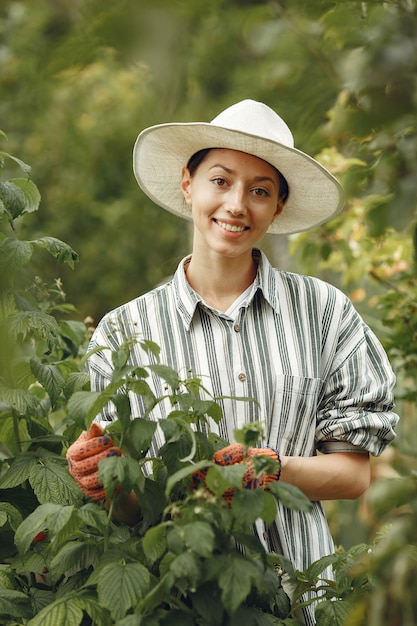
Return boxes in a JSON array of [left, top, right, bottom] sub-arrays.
[[66, 423, 122, 501]]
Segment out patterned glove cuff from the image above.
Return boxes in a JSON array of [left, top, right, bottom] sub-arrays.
[[267, 446, 282, 481]]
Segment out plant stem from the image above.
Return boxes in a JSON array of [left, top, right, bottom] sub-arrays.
[[104, 498, 115, 551], [11, 408, 23, 453]]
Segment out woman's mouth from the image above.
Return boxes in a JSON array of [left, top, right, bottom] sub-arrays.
[[215, 219, 248, 233]]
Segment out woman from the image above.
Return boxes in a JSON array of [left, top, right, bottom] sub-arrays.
[[68, 100, 399, 625]]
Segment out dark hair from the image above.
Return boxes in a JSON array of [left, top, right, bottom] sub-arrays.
[[186, 148, 289, 204], [186, 149, 212, 176]]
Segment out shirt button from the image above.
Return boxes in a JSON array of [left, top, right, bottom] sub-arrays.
[[238, 372, 246, 382], [233, 323, 241, 333]]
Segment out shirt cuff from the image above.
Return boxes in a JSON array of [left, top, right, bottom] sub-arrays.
[[319, 440, 369, 454]]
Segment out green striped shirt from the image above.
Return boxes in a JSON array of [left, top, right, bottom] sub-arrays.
[[89, 249, 398, 625]]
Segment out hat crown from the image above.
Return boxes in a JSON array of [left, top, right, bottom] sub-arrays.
[[210, 99, 294, 148]]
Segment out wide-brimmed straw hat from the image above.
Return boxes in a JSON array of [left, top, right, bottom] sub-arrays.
[[133, 99, 344, 235]]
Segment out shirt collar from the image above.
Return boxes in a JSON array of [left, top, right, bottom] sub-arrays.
[[173, 249, 280, 330], [173, 255, 202, 329]]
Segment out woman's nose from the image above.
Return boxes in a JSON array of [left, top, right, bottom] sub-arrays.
[[226, 185, 247, 215]]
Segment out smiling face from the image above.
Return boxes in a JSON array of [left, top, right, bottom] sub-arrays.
[[181, 148, 284, 261]]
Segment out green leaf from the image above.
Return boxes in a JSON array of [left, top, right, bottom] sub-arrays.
[[205, 463, 246, 495], [129, 417, 157, 457], [30, 589, 56, 616], [73, 591, 109, 626], [0, 589, 33, 620], [139, 339, 161, 360], [0, 237, 32, 270], [0, 150, 31, 176], [44, 504, 79, 545], [59, 320, 87, 346], [10, 178, 41, 214], [136, 571, 175, 613], [67, 390, 113, 426], [268, 482, 313, 512], [366, 476, 417, 516], [166, 526, 185, 555], [231, 489, 266, 527], [165, 459, 211, 496], [14, 552, 47, 576], [218, 554, 260, 614], [112, 393, 132, 429], [314, 599, 351, 625], [112, 346, 129, 370], [0, 564, 16, 590], [190, 582, 224, 625], [0, 452, 38, 488], [64, 371, 90, 398], [0, 181, 26, 219], [261, 491, 278, 526], [6, 311, 60, 345], [30, 357, 65, 407], [142, 524, 168, 565], [229, 606, 284, 625], [0, 502, 23, 530], [96, 562, 151, 621], [183, 521, 215, 558], [234, 421, 264, 448], [0, 385, 41, 415], [50, 541, 101, 582], [14, 503, 61, 554], [26, 594, 83, 626], [33, 236, 78, 268], [77, 502, 108, 534], [148, 363, 180, 389], [98, 455, 142, 498], [29, 462, 84, 505], [304, 553, 340, 582], [170, 551, 201, 581], [139, 477, 166, 527]]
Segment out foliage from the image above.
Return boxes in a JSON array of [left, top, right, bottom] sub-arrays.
[[0, 144, 320, 624], [0, 142, 415, 626], [1, 1, 417, 623], [0, 0, 415, 323]]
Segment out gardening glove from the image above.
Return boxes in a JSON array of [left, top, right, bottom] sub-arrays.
[[244, 446, 282, 489], [66, 423, 122, 501], [214, 443, 281, 504], [191, 444, 281, 506]]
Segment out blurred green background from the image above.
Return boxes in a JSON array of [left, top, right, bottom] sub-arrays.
[[1, 0, 416, 548]]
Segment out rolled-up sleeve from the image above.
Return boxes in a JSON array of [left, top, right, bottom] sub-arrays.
[[316, 301, 399, 457]]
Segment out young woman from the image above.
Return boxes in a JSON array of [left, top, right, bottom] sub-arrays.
[[67, 100, 399, 625]]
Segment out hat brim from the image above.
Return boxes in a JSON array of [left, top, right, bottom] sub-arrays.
[[133, 122, 345, 235]]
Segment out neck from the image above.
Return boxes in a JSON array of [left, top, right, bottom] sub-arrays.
[[185, 250, 258, 312]]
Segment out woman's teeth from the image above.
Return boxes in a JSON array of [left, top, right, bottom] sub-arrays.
[[216, 220, 246, 233]]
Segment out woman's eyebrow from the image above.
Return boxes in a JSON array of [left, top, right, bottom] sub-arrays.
[[208, 163, 233, 173]]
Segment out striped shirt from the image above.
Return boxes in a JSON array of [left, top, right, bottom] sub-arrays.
[[89, 249, 398, 625]]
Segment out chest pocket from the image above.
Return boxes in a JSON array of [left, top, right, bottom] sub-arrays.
[[265, 375, 323, 456]]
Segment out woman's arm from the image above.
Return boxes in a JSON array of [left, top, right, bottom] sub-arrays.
[[280, 451, 371, 501]]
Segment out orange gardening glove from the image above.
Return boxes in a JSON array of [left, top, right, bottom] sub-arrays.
[[66, 423, 122, 501], [214, 443, 281, 505], [244, 446, 281, 489]]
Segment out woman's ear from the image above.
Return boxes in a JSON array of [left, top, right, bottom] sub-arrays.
[[273, 199, 284, 220], [181, 167, 192, 205]]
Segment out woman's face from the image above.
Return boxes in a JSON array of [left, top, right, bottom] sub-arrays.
[[181, 148, 284, 260]]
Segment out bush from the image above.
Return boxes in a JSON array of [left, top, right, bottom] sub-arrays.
[[1, 139, 416, 626]]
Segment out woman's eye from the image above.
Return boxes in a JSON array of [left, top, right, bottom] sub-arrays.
[[252, 187, 269, 197], [212, 177, 227, 186]]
